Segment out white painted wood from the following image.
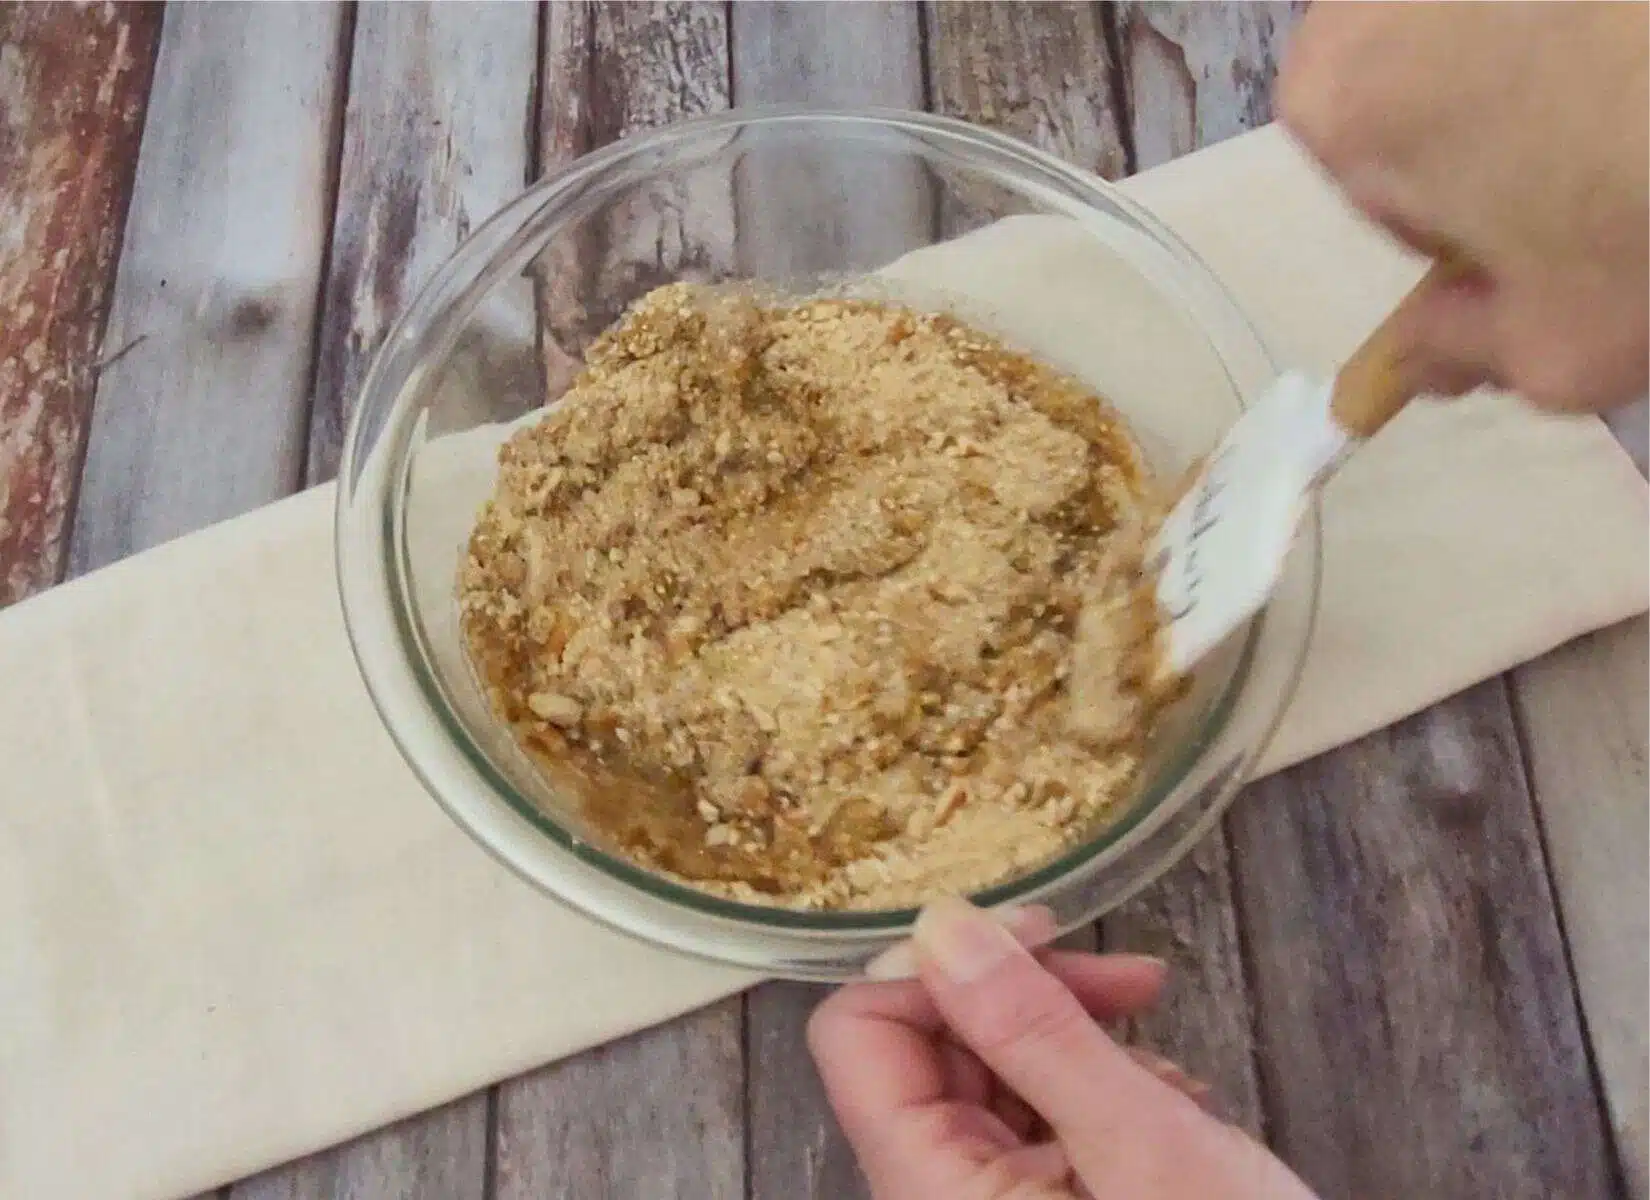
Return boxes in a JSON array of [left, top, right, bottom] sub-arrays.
[[305, 0, 541, 484], [228, 4, 540, 1196], [926, 0, 1129, 181], [730, 0, 929, 281], [536, 0, 735, 394], [1117, 1, 1307, 169], [728, 7, 929, 1196], [68, 1, 348, 572]]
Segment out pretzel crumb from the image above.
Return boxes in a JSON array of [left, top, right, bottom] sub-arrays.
[[460, 282, 1173, 910]]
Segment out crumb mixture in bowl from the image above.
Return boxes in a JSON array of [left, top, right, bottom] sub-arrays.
[[459, 282, 1176, 911]]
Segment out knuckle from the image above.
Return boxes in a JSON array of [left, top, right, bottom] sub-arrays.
[[966, 970, 1093, 1062]]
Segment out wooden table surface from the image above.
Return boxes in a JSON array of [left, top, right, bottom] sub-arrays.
[[4, 4, 1645, 1198]]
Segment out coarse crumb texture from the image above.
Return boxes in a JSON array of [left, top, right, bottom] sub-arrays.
[[459, 282, 1171, 910]]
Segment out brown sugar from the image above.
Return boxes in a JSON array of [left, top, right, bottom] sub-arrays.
[[458, 282, 1174, 910]]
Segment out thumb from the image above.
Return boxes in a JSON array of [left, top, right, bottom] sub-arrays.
[[913, 897, 1198, 1166]]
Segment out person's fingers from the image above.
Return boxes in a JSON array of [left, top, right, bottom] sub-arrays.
[[865, 906, 1170, 1024], [937, 1037, 993, 1107], [865, 904, 1057, 980], [864, 1100, 1028, 1199], [1040, 950, 1167, 1019], [816, 951, 1167, 1052], [966, 1140, 1075, 1199], [810, 948, 1168, 1170], [808, 982, 949, 1164], [987, 1076, 1044, 1142], [1124, 1046, 1219, 1117], [1395, 269, 1505, 398], [912, 897, 1201, 1177]]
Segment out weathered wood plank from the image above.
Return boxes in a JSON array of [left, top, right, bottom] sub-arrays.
[[304, 0, 540, 485], [1510, 418, 1648, 1200], [1232, 679, 1617, 1200], [227, 6, 539, 1196], [67, 1, 349, 573], [491, 8, 745, 1197], [494, 1011, 746, 1200], [925, 0, 1128, 182], [1511, 415, 1643, 1200], [227, 1094, 488, 1200], [1118, 15, 1628, 1194], [1113, 1, 1307, 170], [729, 0, 923, 132], [535, 0, 736, 392], [0, 0, 161, 604], [727, 7, 927, 1198], [1511, 618, 1649, 1200], [1105, 3, 1309, 1137], [924, 0, 1270, 1136], [747, 982, 867, 1200], [1106, 833, 1266, 1134], [729, 0, 928, 281]]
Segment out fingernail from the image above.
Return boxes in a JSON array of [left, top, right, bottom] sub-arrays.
[[864, 942, 915, 981], [914, 895, 1022, 984], [1114, 952, 1170, 976], [865, 904, 1044, 981]]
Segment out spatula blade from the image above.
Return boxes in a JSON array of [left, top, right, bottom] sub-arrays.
[[1152, 371, 1345, 675]]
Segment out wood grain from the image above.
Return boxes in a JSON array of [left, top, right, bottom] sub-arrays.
[[30, 5, 1631, 1198], [229, 6, 539, 1197], [1232, 680, 1617, 1200], [0, 0, 161, 604], [490, 9, 745, 1198], [228, 1094, 488, 1200], [494, 1011, 746, 1200], [304, 0, 540, 485], [924, 0, 1269, 1136], [536, 0, 735, 392], [1106, 3, 1309, 1137], [67, 1, 349, 573], [1510, 415, 1648, 1200], [926, 0, 1128, 182], [1512, 619, 1649, 1200], [726, 7, 928, 1198], [1114, 1, 1307, 170], [729, 0, 929, 280]]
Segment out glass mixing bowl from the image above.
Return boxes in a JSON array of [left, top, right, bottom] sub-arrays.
[[336, 108, 1318, 980]]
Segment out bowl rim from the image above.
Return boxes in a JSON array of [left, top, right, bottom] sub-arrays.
[[336, 104, 1319, 947]]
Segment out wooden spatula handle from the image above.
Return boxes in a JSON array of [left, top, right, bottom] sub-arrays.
[[1330, 253, 1473, 439]]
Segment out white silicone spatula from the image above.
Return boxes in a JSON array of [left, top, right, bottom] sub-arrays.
[[1152, 258, 1460, 675]]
